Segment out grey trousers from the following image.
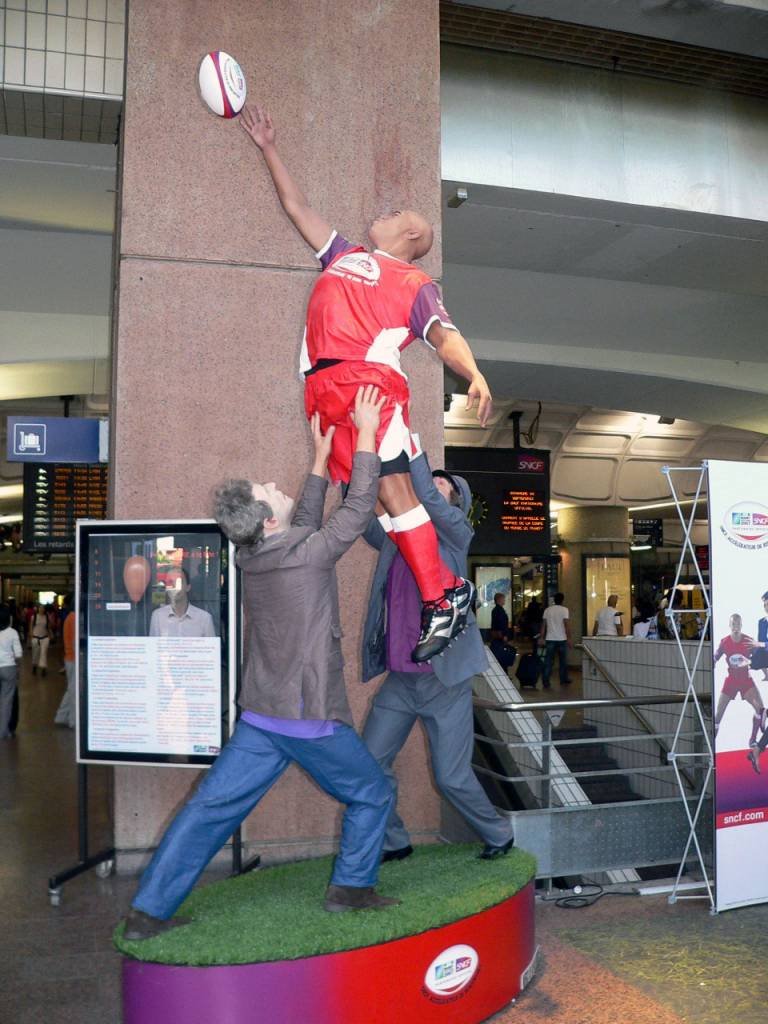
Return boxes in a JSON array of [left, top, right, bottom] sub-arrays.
[[362, 671, 513, 851], [0, 665, 18, 738]]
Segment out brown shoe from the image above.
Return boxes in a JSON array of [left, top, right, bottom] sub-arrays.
[[323, 884, 401, 913], [123, 908, 193, 941]]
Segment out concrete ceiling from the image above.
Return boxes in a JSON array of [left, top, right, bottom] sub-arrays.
[[441, 181, 768, 433], [0, 134, 115, 409], [450, 0, 768, 60]]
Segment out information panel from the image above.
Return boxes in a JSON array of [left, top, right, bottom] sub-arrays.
[[708, 460, 768, 912], [445, 448, 551, 556], [77, 520, 235, 767], [23, 462, 108, 553]]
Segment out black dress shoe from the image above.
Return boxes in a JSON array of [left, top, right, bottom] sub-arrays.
[[480, 836, 515, 860], [123, 908, 193, 941], [381, 844, 414, 863]]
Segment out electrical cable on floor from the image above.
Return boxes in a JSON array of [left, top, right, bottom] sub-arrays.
[[539, 880, 640, 909]]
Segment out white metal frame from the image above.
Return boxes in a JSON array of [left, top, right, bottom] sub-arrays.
[[662, 464, 715, 910]]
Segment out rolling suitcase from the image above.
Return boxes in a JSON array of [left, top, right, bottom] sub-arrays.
[[516, 652, 542, 688]]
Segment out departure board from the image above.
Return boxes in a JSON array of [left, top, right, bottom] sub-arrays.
[[501, 487, 548, 535], [445, 448, 551, 556], [23, 463, 108, 553]]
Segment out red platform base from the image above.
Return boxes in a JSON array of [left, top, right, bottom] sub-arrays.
[[123, 881, 537, 1024]]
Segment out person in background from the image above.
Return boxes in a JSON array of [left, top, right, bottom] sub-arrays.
[[490, 592, 511, 640], [30, 604, 50, 677], [54, 594, 76, 729], [541, 592, 572, 688], [632, 600, 658, 639], [0, 605, 23, 739], [489, 591, 517, 674], [46, 603, 60, 643], [593, 594, 624, 637], [521, 597, 543, 655]]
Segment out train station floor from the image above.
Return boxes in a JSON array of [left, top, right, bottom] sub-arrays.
[[2, 649, 767, 1024]]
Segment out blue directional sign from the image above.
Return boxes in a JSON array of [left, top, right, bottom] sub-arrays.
[[6, 416, 107, 464]]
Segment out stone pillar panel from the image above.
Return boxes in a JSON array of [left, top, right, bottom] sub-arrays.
[[113, 0, 443, 860], [121, 0, 442, 279]]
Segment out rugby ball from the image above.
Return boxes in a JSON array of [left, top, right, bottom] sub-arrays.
[[198, 51, 246, 118]]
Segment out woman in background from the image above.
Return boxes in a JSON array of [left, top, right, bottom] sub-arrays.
[[0, 605, 23, 738]]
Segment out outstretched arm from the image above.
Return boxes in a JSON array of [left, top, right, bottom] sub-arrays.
[[291, 413, 336, 529], [240, 105, 332, 252], [427, 322, 492, 427]]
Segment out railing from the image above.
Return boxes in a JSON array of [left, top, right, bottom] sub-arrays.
[[579, 643, 701, 792], [461, 692, 713, 881]]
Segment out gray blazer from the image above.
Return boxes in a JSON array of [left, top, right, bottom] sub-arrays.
[[361, 452, 488, 687], [237, 451, 379, 725]]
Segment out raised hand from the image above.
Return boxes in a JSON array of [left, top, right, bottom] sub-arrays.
[[310, 412, 336, 476], [240, 104, 275, 150], [352, 385, 386, 434]]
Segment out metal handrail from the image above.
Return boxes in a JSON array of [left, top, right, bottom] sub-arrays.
[[474, 692, 711, 713], [472, 691, 711, 808]]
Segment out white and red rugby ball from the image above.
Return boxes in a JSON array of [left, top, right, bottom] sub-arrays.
[[198, 51, 246, 118]]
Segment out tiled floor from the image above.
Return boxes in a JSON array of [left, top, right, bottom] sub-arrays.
[[3, 646, 767, 1024]]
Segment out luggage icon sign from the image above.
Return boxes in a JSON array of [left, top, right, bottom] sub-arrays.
[[13, 424, 46, 455]]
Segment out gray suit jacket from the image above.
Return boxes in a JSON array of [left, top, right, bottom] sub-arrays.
[[361, 452, 488, 687], [237, 451, 379, 725]]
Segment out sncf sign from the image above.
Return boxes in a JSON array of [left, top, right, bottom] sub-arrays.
[[514, 455, 546, 473]]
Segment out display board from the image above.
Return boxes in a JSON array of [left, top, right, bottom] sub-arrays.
[[23, 462, 108, 553], [77, 520, 236, 768], [708, 460, 768, 912], [445, 448, 551, 556], [632, 517, 664, 547]]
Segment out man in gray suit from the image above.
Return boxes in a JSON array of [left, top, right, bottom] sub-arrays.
[[361, 440, 515, 860]]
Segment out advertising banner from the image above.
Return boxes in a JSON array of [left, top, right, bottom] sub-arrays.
[[708, 460, 768, 912], [77, 521, 235, 768]]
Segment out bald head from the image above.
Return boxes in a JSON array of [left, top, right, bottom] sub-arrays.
[[368, 209, 434, 262]]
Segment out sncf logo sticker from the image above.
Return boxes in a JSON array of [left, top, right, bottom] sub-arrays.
[[721, 502, 768, 549], [423, 944, 479, 1002], [329, 252, 381, 282]]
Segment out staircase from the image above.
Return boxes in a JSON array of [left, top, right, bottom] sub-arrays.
[[553, 724, 642, 804]]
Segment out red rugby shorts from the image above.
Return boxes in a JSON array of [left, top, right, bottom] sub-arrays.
[[304, 361, 413, 484]]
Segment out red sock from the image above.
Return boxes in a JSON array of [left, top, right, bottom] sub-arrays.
[[390, 505, 460, 603]]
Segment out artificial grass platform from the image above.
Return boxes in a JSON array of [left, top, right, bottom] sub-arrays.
[[115, 843, 536, 967]]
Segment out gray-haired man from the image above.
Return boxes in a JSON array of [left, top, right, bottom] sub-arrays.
[[123, 387, 399, 941]]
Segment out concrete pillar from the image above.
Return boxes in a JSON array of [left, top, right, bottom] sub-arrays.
[[111, 0, 443, 869], [556, 506, 630, 649]]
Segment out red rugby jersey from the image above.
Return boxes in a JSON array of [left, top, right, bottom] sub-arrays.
[[715, 633, 754, 683], [299, 231, 456, 377]]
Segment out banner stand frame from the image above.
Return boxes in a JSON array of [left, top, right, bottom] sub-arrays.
[[662, 463, 715, 912]]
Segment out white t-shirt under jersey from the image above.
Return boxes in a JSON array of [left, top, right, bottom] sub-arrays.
[[543, 604, 569, 642], [596, 605, 622, 635]]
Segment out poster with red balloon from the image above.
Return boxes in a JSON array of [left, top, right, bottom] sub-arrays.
[[76, 520, 236, 767]]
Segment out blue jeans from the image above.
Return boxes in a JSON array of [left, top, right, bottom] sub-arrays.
[[132, 720, 394, 919], [543, 641, 569, 686]]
